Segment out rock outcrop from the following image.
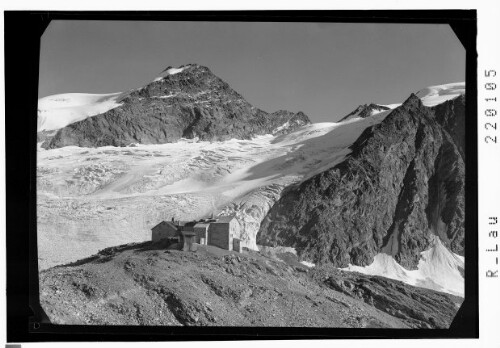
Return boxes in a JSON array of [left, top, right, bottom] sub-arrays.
[[432, 94, 465, 159], [311, 266, 462, 329], [257, 94, 465, 269], [42, 64, 310, 149]]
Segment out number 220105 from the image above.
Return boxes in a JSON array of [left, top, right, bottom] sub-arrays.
[[485, 70, 497, 144]]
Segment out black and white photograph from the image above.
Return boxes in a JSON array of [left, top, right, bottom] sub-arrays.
[[34, 19, 467, 329], [7, 5, 499, 346]]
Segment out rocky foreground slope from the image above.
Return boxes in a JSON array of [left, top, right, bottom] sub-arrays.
[[257, 93, 465, 270], [39, 241, 462, 328], [42, 64, 310, 149]]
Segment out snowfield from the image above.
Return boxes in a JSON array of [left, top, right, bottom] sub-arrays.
[[416, 82, 465, 107], [37, 92, 125, 131], [342, 235, 464, 297]]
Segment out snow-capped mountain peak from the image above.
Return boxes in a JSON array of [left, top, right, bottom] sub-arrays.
[[37, 64, 204, 132], [39, 63, 312, 149]]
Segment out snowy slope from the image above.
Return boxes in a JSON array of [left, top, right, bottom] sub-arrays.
[[37, 92, 124, 131], [416, 82, 465, 107], [342, 235, 464, 297]]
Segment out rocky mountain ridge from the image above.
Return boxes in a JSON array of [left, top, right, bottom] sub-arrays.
[[41, 64, 311, 149], [257, 93, 465, 270]]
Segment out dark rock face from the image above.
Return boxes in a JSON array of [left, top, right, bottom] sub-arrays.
[[42, 64, 310, 149], [339, 103, 391, 122], [269, 110, 310, 135], [311, 267, 462, 329], [257, 94, 465, 269], [432, 94, 465, 160]]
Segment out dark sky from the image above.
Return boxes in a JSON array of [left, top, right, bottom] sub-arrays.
[[39, 21, 464, 122]]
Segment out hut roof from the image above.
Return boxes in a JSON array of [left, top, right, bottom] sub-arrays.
[[152, 221, 178, 230], [213, 214, 237, 223]]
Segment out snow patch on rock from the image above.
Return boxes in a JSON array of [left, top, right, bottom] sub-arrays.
[[342, 235, 464, 297], [153, 65, 191, 82], [301, 261, 315, 268], [272, 121, 291, 134]]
